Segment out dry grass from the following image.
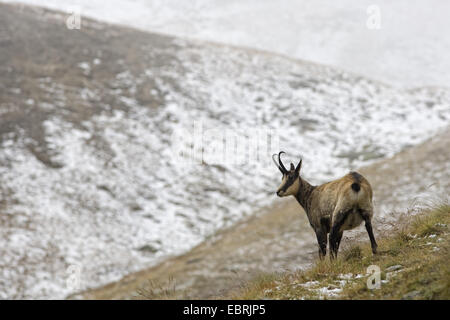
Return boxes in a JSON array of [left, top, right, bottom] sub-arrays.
[[232, 203, 450, 300], [136, 277, 178, 300]]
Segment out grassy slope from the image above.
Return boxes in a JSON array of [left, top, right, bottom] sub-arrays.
[[233, 204, 450, 300]]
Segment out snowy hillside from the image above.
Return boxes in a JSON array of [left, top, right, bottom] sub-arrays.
[[0, 4, 449, 299], [2, 0, 450, 88]]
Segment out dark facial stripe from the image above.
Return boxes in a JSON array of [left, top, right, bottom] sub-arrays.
[[281, 174, 297, 192]]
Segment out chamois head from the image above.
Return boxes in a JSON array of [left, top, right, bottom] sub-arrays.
[[272, 151, 302, 197]]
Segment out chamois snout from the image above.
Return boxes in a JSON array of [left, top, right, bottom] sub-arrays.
[[276, 183, 287, 197]]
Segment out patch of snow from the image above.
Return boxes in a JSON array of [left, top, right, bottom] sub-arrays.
[[315, 285, 343, 297], [385, 265, 403, 272], [2, 0, 450, 88], [300, 280, 320, 288], [77, 62, 91, 75]]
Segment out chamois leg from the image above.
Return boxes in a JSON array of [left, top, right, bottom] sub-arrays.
[[335, 231, 344, 252], [329, 209, 350, 259], [315, 216, 331, 259], [359, 210, 378, 254], [329, 230, 344, 259], [315, 230, 327, 259]]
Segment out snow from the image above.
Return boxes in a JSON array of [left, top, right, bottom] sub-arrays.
[[2, 0, 450, 88], [315, 285, 343, 298]]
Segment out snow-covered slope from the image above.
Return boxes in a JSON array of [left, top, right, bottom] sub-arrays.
[[2, 0, 450, 88], [0, 4, 449, 299]]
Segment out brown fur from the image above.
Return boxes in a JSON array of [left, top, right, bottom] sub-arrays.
[[275, 155, 377, 259]]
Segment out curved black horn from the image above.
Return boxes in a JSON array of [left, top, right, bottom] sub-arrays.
[[278, 151, 288, 173], [272, 154, 284, 174]]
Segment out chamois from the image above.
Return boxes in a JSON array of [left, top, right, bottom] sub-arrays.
[[272, 151, 377, 259]]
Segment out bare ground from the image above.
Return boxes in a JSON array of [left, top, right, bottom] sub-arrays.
[[75, 127, 450, 299]]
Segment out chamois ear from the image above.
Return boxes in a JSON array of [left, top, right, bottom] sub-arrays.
[[290, 163, 295, 171], [295, 158, 302, 173]]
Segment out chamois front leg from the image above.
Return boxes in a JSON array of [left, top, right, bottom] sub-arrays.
[[315, 229, 327, 259]]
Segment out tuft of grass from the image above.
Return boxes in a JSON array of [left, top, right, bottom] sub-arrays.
[[232, 203, 450, 300], [136, 277, 178, 300], [412, 204, 448, 237], [343, 246, 363, 262]]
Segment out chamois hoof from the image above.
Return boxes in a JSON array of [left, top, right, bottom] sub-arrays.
[[372, 245, 378, 255]]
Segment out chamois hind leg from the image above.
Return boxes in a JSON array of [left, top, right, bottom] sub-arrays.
[[329, 209, 350, 259], [359, 210, 378, 254], [329, 230, 344, 260]]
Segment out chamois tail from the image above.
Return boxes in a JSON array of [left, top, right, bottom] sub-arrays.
[[350, 171, 362, 192], [351, 182, 360, 192]]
